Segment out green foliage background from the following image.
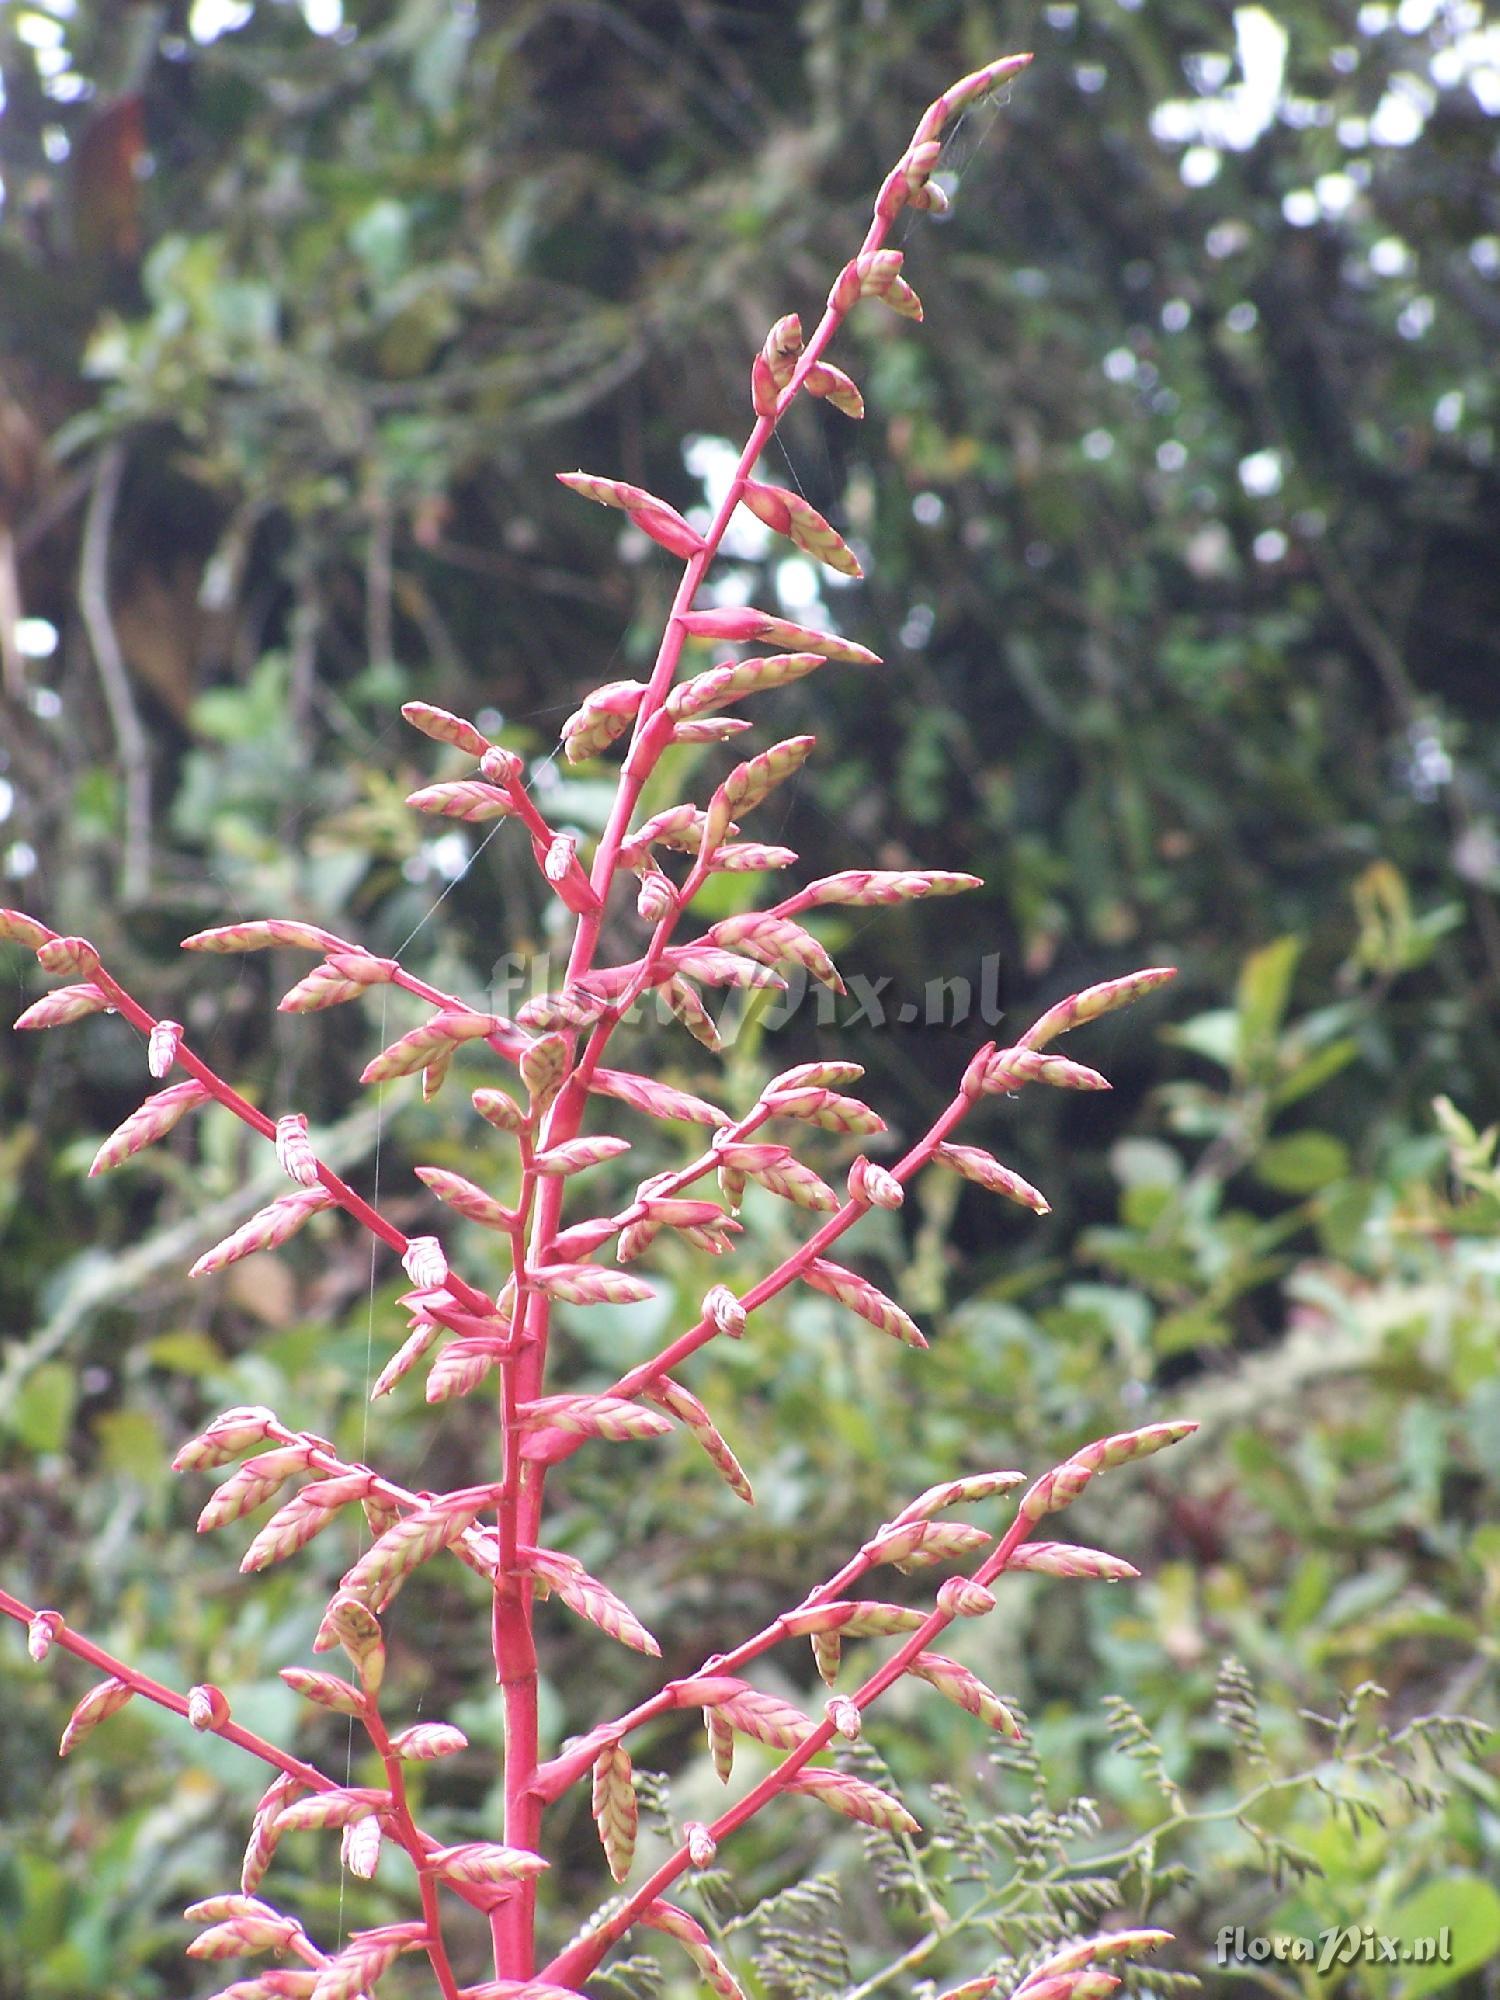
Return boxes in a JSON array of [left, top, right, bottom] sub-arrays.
[[1, 2, 1498, 1995]]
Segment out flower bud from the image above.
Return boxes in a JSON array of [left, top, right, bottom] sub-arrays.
[[703, 1284, 746, 1338], [402, 1235, 448, 1289], [187, 1683, 230, 1731], [636, 868, 675, 925], [545, 835, 577, 883], [848, 1155, 904, 1209], [937, 1575, 997, 1618], [36, 935, 100, 976], [685, 1820, 717, 1867], [472, 1086, 528, 1134], [761, 313, 803, 390], [275, 1112, 320, 1188], [903, 139, 943, 191], [751, 352, 780, 418], [911, 178, 950, 215], [827, 1695, 862, 1741], [989, 1048, 1110, 1093], [342, 1815, 383, 1879], [148, 1019, 183, 1078], [27, 1610, 63, 1662], [479, 747, 524, 787]]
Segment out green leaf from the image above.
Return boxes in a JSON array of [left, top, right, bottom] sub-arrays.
[[1236, 935, 1301, 1068], [1254, 1132, 1350, 1194], [144, 1330, 226, 1376], [1152, 1306, 1231, 1357], [349, 198, 411, 286], [1163, 1007, 1239, 1072], [1280, 1552, 1333, 1636], [92, 1409, 164, 1481], [1121, 1182, 1173, 1230], [1110, 1136, 1183, 1189], [1271, 1036, 1359, 1109], [4, 1362, 77, 1454], [1387, 1875, 1500, 1996]]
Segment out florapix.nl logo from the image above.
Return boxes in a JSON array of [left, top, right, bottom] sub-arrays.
[[486, 949, 1011, 1046]]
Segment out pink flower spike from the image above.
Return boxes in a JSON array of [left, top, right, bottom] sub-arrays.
[[89, 1080, 211, 1177], [589, 1067, 730, 1128], [989, 1047, 1111, 1093], [561, 679, 648, 765], [15, 982, 111, 1032], [180, 918, 348, 955], [804, 361, 865, 418], [517, 985, 611, 1032], [479, 745, 525, 787], [903, 138, 944, 192], [401, 700, 492, 758], [1023, 965, 1178, 1049], [676, 605, 880, 664], [0, 907, 55, 949], [361, 1010, 505, 1085], [189, 1187, 336, 1277], [913, 52, 1034, 147], [829, 248, 923, 321], [1019, 1932, 1173, 1986], [1006, 1543, 1140, 1582], [933, 1142, 1050, 1215], [557, 471, 706, 560], [59, 1676, 135, 1755], [341, 1815, 383, 1880], [740, 482, 862, 577], [325, 951, 400, 987], [370, 1319, 439, 1399], [549, 1218, 621, 1261], [674, 716, 755, 747], [803, 1258, 925, 1348], [532, 1264, 655, 1307], [798, 867, 981, 907], [277, 960, 365, 1014], [407, 779, 513, 823]]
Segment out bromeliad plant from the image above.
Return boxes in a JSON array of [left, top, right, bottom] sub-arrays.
[[2, 55, 1192, 2000]]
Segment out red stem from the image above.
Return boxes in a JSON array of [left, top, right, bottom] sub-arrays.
[[0, 1583, 335, 1789], [541, 1496, 1048, 1987], [0, 1583, 506, 1926], [523, 1047, 994, 1478], [364, 1707, 464, 2000], [86, 965, 497, 1319], [482, 183, 912, 1980]]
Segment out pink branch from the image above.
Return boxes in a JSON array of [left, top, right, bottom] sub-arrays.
[[539, 1486, 1052, 1988], [0, 1583, 334, 1790], [83, 963, 500, 1321], [363, 1707, 464, 2000]]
